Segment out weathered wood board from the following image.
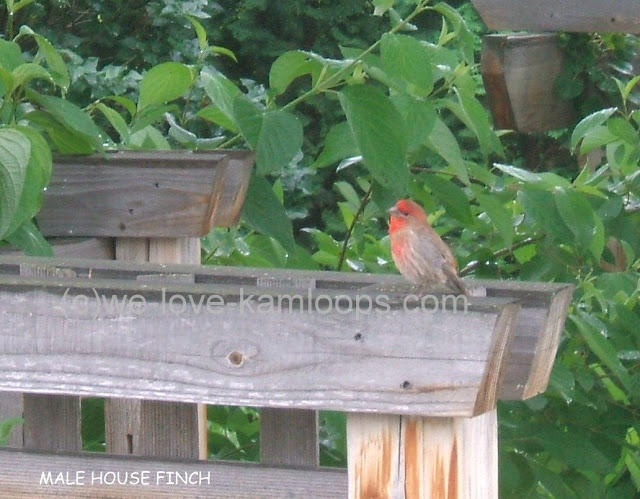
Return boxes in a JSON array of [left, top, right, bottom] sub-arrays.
[[471, 0, 640, 33], [0, 257, 520, 417], [0, 256, 573, 403], [0, 448, 347, 498], [37, 150, 253, 238]]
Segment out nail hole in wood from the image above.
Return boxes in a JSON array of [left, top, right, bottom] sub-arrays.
[[401, 380, 411, 390], [354, 333, 362, 341]]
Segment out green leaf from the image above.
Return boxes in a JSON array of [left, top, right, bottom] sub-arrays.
[[210, 45, 237, 62], [28, 28, 70, 90], [138, 62, 192, 110], [373, 0, 394, 16], [0, 39, 24, 71], [200, 67, 241, 132], [6, 126, 51, 236], [493, 163, 571, 188], [553, 187, 599, 256], [5, 219, 53, 256], [313, 121, 358, 168], [187, 15, 208, 52], [424, 117, 469, 184], [381, 33, 433, 97], [392, 95, 436, 155], [12, 63, 53, 91], [519, 188, 570, 243], [451, 88, 504, 158], [433, 2, 475, 63], [269, 51, 318, 95], [242, 174, 295, 252], [607, 117, 639, 146], [11, 0, 37, 13], [571, 311, 633, 393], [426, 175, 472, 224], [0, 128, 30, 239], [165, 112, 197, 147], [234, 98, 303, 174], [25, 110, 95, 154], [477, 193, 514, 247], [570, 108, 617, 151], [28, 91, 104, 151], [339, 85, 408, 197], [94, 103, 130, 144], [128, 125, 171, 150]]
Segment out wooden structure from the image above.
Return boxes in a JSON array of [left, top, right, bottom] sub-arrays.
[[471, 0, 640, 34], [0, 254, 572, 496], [475, 0, 640, 133]]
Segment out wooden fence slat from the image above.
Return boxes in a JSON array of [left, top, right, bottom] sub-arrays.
[[260, 408, 319, 467], [0, 448, 347, 498], [23, 395, 81, 453], [104, 237, 206, 459]]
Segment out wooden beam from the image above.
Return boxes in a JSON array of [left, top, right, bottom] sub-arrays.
[[0, 271, 519, 417], [471, 0, 640, 33], [0, 256, 573, 405], [37, 150, 253, 238], [0, 448, 347, 498]]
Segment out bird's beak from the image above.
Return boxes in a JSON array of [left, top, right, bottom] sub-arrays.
[[388, 206, 401, 217]]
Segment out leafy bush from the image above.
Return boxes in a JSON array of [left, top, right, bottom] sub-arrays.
[[2, 0, 640, 495]]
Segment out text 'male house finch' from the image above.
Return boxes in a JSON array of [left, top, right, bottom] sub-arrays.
[[388, 199, 469, 296]]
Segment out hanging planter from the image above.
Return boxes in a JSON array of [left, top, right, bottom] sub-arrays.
[[481, 33, 576, 133], [37, 150, 254, 238]]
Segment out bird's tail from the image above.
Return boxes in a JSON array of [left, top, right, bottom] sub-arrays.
[[444, 269, 469, 296]]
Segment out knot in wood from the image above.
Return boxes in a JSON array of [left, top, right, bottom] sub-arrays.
[[227, 351, 245, 367]]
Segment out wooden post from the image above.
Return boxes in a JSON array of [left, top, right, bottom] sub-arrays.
[[105, 237, 207, 459], [347, 411, 498, 498]]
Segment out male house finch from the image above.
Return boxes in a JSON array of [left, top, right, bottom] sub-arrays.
[[388, 199, 468, 295]]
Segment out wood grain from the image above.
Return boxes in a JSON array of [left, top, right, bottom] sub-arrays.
[[0, 273, 517, 417], [0, 448, 347, 498], [104, 237, 205, 460], [471, 0, 640, 33], [37, 150, 253, 238], [0, 256, 573, 405], [347, 410, 498, 498]]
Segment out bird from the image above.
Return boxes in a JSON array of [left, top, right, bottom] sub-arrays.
[[388, 199, 468, 295]]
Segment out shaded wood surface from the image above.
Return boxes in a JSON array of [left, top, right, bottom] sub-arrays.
[[0, 448, 347, 498], [260, 409, 319, 467], [482, 34, 575, 133], [347, 410, 498, 498], [37, 150, 253, 238], [471, 0, 640, 33], [0, 261, 520, 417]]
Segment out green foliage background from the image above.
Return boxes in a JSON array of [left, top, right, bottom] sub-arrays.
[[1, 0, 640, 496]]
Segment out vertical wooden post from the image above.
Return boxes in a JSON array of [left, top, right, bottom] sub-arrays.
[[104, 237, 207, 459], [347, 411, 498, 499]]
